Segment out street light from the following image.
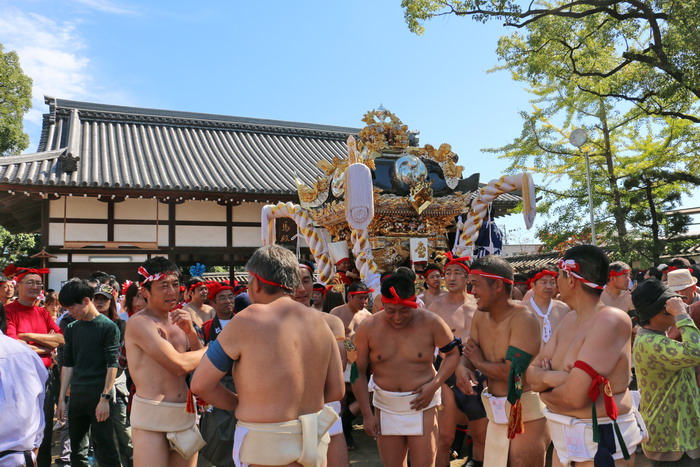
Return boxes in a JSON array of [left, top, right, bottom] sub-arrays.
[[569, 129, 596, 246]]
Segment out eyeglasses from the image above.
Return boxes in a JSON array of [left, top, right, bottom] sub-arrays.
[[216, 295, 235, 303], [20, 281, 44, 287]]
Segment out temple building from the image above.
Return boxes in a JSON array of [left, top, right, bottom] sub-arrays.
[[0, 97, 519, 289]]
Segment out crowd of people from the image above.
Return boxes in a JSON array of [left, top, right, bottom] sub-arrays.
[[0, 245, 698, 467]]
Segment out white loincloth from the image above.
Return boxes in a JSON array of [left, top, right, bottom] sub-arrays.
[[368, 376, 441, 436], [544, 407, 647, 466], [326, 401, 343, 437], [130, 394, 205, 459], [232, 405, 338, 467], [481, 387, 545, 467]]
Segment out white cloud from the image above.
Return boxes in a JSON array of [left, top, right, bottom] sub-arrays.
[[0, 7, 131, 151], [72, 0, 138, 15]]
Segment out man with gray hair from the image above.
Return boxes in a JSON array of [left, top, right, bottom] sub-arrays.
[[601, 261, 634, 312], [191, 245, 344, 467]]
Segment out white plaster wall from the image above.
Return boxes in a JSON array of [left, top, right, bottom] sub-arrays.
[[114, 224, 158, 242], [176, 226, 226, 246], [51, 254, 69, 262], [233, 202, 265, 222], [177, 201, 226, 222], [114, 199, 168, 220], [49, 222, 108, 243], [48, 268, 68, 291], [50, 197, 108, 217], [232, 227, 263, 247]]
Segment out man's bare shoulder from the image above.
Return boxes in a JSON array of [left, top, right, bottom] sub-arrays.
[[125, 312, 157, 336], [513, 302, 540, 324], [427, 293, 453, 310], [552, 299, 571, 311], [329, 304, 346, 316], [595, 305, 632, 329], [321, 312, 345, 337]]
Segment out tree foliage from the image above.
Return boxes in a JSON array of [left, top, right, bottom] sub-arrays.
[[0, 43, 32, 156], [402, 0, 700, 122], [0, 226, 40, 271]]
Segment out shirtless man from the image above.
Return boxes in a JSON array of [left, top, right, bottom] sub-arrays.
[[331, 282, 372, 340], [600, 261, 633, 312], [526, 245, 643, 466], [183, 277, 215, 327], [124, 258, 206, 467], [522, 268, 570, 348], [428, 255, 486, 467], [352, 273, 460, 467], [294, 261, 349, 466], [191, 245, 344, 467], [459, 255, 546, 467], [418, 264, 446, 309]]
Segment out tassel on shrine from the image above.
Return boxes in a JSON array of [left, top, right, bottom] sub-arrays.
[[507, 399, 524, 439], [186, 389, 196, 414]]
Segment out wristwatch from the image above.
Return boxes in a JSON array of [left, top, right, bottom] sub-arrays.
[[100, 393, 111, 400]]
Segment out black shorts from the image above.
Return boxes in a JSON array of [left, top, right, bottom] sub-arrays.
[[435, 355, 487, 421]]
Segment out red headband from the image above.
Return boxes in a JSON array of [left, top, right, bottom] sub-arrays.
[[444, 251, 471, 274], [248, 271, 293, 292], [422, 267, 442, 277], [348, 288, 374, 295], [335, 257, 350, 266], [313, 285, 328, 294], [558, 259, 604, 290], [529, 270, 557, 285], [666, 266, 690, 273], [137, 266, 175, 285], [15, 268, 50, 283], [300, 263, 314, 273], [470, 269, 515, 285], [208, 283, 234, 301], [189, 281, 207, 291], [608, 269, 630, 278], [381, 286, 418, 309]]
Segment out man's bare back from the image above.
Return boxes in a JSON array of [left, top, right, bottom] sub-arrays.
[[219, 296, 343, 423], [542, 306, 634, 419]]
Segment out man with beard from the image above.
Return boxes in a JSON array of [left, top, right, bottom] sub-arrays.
[[353, 273, 460, 467], [125, 257, 206, 467], [522, 268, 570, 349], [418, 264, 446, 309], [527, 245, 643, 466], [293, 260, 348, 466], [460, 255, 546, 467], [428, 253, 486, 467]]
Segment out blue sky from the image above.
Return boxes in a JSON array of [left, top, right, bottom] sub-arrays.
[[0, 0, 697, 242]]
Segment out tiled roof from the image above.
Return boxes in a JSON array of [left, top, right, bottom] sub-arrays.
[[1, 97, 359, 196], [506, 252, 559, 271]]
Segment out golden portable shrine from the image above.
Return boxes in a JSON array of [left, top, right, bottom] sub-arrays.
[[262, 108, 536, 293]]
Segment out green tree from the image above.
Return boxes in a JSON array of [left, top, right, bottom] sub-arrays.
[[0, 225, 40, 271], [0, 43, 32, 156], [477, 7, 700, 262], [402, 0, 700, 122]]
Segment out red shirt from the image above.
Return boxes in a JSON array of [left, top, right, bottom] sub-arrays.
[[5, 300, 62, 367]]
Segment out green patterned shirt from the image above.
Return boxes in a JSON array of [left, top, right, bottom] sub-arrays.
[[634, 315, 700, 460]]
